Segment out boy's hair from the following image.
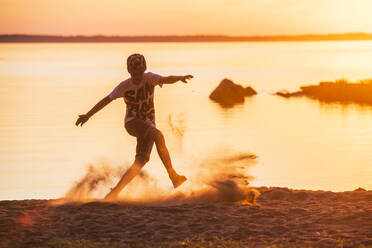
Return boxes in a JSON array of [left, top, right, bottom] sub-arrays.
[[127, 53, 147, 74]]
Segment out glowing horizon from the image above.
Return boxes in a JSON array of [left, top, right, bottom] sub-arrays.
[[1, 0, 372, 36]]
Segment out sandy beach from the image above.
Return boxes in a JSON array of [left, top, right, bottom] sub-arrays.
[[1, 187, 371, 248]]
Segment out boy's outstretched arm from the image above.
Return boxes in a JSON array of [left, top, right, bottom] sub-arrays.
[[75, 95, 112, 127], [160, 75, 193, 85]]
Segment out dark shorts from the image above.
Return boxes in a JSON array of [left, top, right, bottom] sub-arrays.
[[125, 119, 156, 163]]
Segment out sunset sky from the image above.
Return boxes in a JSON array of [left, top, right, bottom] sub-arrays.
[[1, 0, 372, 35]]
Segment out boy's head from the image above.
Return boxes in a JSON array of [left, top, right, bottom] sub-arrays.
[[127, 53, 146, 74], [127, 53, 146, 83]]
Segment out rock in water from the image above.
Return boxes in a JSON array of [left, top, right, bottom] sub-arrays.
[[209, 79, 256, 107], [275, 90, 304, 98], [354, 187, 367, 192]]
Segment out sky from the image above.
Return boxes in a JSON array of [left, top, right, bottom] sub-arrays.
[[1, 0, 372, 36]]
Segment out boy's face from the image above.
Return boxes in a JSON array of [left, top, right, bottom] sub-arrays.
[[130, 70, 144, 84]]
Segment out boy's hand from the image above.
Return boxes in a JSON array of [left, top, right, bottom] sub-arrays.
[[181, 75, 193, 83], [75, 114, 90, 127]]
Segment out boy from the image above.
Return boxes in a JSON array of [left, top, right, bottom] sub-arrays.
[[75, 53, 193, 200]]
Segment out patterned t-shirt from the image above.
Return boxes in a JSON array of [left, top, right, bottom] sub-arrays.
[[109, 72, 163, 126]]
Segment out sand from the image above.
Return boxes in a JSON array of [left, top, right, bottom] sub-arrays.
[[0, 187, 371, 248]]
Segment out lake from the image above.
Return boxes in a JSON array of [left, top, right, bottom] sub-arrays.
[[1, 41, 372, 200]]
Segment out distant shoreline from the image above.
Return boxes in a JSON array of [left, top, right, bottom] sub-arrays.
[[1, 33, 372, 43]]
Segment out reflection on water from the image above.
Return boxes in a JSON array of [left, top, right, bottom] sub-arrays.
[[0, 41, 372, 199]]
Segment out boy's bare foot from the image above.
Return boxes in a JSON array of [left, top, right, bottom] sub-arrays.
[[104, 189, 119, 201], [171, 174, 187, 188]]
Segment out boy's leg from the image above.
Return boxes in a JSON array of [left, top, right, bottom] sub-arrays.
[[105, 119, 186, 200], [147, 128, 187, 188], [105, 125, 153, 200], [104, 159, 145, 200]]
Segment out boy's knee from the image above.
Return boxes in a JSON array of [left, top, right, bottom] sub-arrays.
[[148, 128, 164, 142], [135, 155, 150, 165]]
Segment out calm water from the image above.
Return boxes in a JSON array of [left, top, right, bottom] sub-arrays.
[[1, 42, 372, 200]]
